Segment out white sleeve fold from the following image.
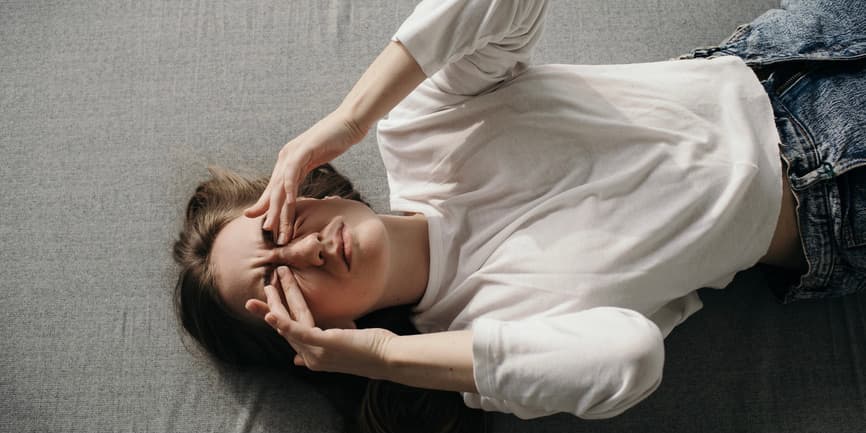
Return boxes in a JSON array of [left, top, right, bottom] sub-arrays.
[[392, 0, 548, 96], [462, 307, 665, 420]]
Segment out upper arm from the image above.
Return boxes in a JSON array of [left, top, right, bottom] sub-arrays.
[[393, 0, 549, 97], [466, 307, 665, 419]]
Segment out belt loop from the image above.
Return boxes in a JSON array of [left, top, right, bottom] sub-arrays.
[[805, 162, 835, 185], [690, 46, 723, 59], [791, 162, 836, 190]]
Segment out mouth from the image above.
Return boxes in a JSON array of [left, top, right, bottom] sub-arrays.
[[338, 222, 350, 271]]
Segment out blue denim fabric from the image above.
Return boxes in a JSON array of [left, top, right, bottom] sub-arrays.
[[681, 0, 866, 302]]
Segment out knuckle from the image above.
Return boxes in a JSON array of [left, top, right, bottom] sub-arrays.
[[305, 355, 322, 370], [299, 329, 315, 344], [294, 305, 310, 318]]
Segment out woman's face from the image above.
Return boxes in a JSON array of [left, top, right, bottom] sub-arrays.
[[210, 197, 389, 328]]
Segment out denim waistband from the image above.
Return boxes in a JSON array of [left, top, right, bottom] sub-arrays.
[[780, 59, 866, 300], [680, 0, 866, 301], [683, 0, 866, 67]]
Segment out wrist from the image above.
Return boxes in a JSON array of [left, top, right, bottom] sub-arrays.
[[380, 331, 478, 393], [360, 328, 400, 381], [333, 40, 425, 136], [330, 107, 370, 145], [381, 333, 401, 372]]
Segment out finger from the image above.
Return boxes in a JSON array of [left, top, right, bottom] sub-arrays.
[[269, 268, 295, 321], [282, 172, 298, 211], [277, 198, 295, 246], [265, 311, 320, 348], [259, 286, 306, 354], [264, 184, 286, 236], [275, 160, 303, 245], [262, 286, 300, 344], [294, 355, 305, 367], [249, 300, 301, 352], [264, 283, 323, 347], [244, 184, 272, 218], [278, 266, 315, 327], [244, 299, 270, 318], [263, 285, 292, 324]]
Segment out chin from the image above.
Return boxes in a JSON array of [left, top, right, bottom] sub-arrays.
[[351, 219, 390, 281], [314, 308, 362, 329], [304, 287, 367, 326]]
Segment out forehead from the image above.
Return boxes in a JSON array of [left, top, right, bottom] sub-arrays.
[[211, 215, 267, 318]]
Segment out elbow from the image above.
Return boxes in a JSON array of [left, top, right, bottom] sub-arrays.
[[582, 318, 665, 420], [625, 322, 665, 397], [627, 319, 665, 382]]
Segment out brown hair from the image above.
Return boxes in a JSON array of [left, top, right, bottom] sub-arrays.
[[172, 163, 485, 433]]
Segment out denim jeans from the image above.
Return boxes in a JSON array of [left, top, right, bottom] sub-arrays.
[[680, 0, 866, 302]]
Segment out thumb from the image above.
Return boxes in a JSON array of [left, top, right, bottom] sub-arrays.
[[244, 185, 271, 218]]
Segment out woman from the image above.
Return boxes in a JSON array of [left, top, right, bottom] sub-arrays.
[[173, 0, 866, 428], [176, 163, 486, 432]]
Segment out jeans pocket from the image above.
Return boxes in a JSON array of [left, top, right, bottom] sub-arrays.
[[837, 166, 866, 248]]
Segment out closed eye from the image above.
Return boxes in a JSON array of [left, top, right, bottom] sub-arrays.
[[260, 216, 304, 286], [263, 267, 272, 286], [262, 228, 276, 246], [261, 217, 304, 246]]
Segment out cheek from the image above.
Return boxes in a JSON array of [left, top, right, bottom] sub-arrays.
[[295, 272, 373, 321], [294, 273, 345, 315], [355, 219, 389, 264]]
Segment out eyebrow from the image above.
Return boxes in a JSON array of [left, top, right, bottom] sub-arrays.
[[258, 226, 274, 287], [261, 227, 276, 246], [262, 267, 271, 286]]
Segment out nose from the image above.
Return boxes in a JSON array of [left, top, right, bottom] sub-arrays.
[[269, 232, 325, 268]]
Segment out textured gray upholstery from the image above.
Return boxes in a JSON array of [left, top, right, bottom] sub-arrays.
[[2, 0, 864, 432]]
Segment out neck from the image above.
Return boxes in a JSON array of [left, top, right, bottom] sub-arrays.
[[372, 213, 430, 312]]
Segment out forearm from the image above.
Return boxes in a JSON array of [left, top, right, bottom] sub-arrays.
[[334, 40, 426, 133], [384, 329, 478, 394]]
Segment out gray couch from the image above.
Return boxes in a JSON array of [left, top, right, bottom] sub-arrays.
[[3, 0, 864, 432]]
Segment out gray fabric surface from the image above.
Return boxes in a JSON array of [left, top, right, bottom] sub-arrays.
[[2, 0, 864, 431]]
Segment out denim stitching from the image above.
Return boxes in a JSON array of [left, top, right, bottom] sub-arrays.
[[721, 24, 751, 46]]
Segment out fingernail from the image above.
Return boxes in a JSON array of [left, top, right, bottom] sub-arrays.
[[278, 233, 287, 245]]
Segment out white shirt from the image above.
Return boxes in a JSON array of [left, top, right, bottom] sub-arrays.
[[376, 0, 783, 420]]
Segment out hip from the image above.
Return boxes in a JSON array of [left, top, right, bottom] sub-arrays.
[[681, 0, 866, 301], [759, 159, 807, 271]]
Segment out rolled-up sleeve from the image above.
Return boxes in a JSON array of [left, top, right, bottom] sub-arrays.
[[463, 307, 665, 420], [392, 0, 548, 96]]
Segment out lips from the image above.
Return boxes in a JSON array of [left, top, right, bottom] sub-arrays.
[[336, 222, 350, 271], [341, 222, 352, 271]]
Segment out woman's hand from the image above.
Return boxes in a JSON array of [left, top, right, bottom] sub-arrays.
[[245, 41, 426, 245], [244, 110, 368, 245], [245, 266, 396, 380]]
